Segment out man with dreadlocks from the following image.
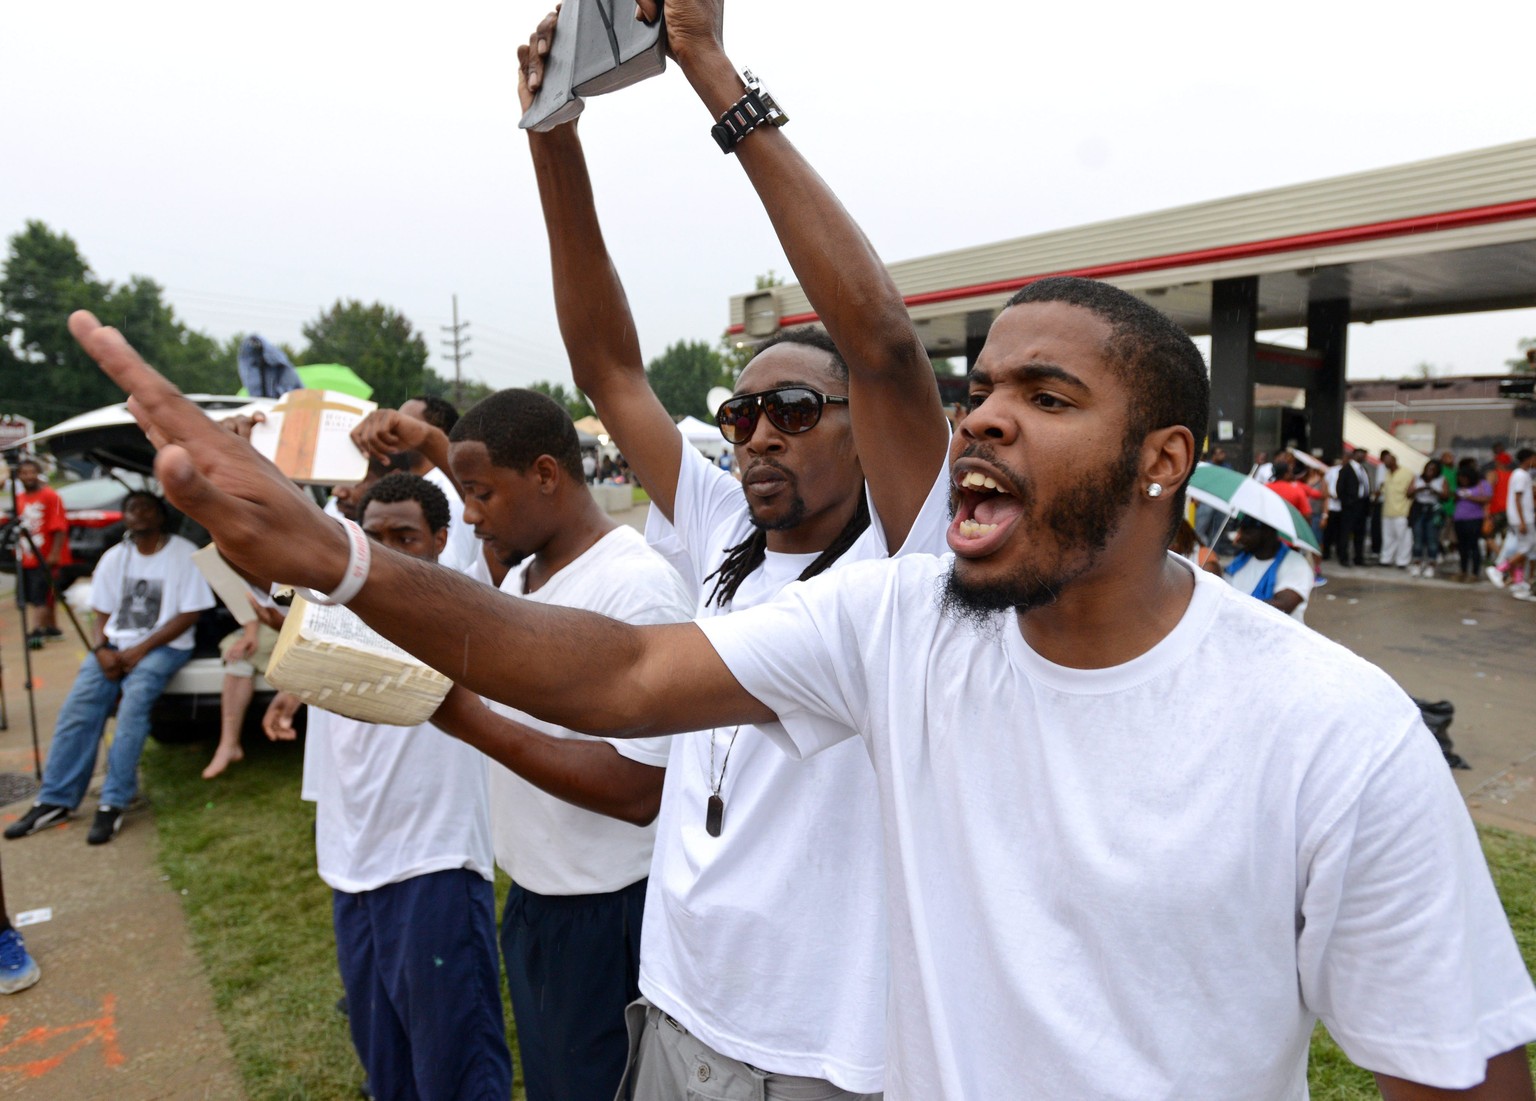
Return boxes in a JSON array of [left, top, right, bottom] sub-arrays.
[[514, 2, 951, 1096]]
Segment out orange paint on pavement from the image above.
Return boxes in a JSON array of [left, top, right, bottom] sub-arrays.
[[0, 993, 125, 1078]]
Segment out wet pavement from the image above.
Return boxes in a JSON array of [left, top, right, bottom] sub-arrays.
[[1304, 562, 1536, 833]]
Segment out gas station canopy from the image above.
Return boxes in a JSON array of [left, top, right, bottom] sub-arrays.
[[728, 139, 1536, 465]]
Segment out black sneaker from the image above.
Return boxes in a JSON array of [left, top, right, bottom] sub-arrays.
[[4, 804, 72, 839], [87, 805, 124, 846]]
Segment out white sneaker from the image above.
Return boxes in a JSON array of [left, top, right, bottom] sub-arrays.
[[1511, 582, 1532, 597], [1408, 564, 1422, 577], [1487, 566, 1507, 588]]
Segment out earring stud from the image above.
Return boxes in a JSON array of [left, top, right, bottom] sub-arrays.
[[1147, 483, 1164, 498]]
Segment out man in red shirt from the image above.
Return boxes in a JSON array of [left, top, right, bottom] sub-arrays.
[[11, 458, 71, 641], [1487, 452, 1514, 558]]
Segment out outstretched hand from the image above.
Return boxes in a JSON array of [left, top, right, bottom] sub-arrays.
[[68, 311, 350, 592]]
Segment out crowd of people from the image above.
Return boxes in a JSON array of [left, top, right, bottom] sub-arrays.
[[1192, 442, 1536, 623], [4, 2, 1536, 1097]]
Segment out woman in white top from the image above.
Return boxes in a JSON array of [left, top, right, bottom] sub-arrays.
[[1409, 459, 1449, 577]]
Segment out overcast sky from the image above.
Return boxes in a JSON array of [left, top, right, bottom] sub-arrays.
[[5, 0, 1534, 401]]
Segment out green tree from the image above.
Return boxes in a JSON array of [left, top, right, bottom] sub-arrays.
[[0, 221, 114, 423], [0, 221, 232, 423], [98, 275, 229, 395], [646, 340, 729, 420], [299, 300, 436, 410], [1506, 337, 1535, 374], [528, 380, 594, 421]]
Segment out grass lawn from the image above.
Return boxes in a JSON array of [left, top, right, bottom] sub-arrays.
[[142, 728, 524, 1100], [145, 729, 1536, 1099]]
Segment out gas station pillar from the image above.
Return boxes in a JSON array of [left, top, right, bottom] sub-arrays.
[[1306, 298, 1350, 462], [1208, 277, 1260, 470]]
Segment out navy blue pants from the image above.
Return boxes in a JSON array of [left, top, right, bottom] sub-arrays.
[[332, 868, 511, 1101], [501, 877, 647, 1101]]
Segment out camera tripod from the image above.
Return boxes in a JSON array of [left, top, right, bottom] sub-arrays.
[[4, 459, 95, 784]]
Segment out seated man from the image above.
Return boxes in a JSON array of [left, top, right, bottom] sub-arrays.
[[263, 472, 511, 1100], [1221, 514, 1315, 622], [5, 491, 213, 844]]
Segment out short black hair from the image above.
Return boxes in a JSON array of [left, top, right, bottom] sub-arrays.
[[406, 394, 460, 433], [1518, 448, 1535, 464], [123, 490, 170, 523], [15, 457, 40, 472], [357, 472, 450, 533], [752, 326, 848, 383], [1004, 277, 1210, 518], [450, 389, 584, 481]]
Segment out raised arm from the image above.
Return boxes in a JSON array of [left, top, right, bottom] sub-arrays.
[[70, 312, 773, 737], [520, 64, 685, 518], [642, 0, 950, 548]]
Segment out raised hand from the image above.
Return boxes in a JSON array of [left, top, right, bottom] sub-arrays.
[[68, 311, 350, 592], [517, 8, 562, 112], [634, 0, 723, 63], [350, 408, 437, 466]]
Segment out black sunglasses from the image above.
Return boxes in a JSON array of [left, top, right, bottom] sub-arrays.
[[715, 386, 849, 445]]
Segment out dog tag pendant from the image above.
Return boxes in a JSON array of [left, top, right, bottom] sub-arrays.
[[706, 795, 725, 837]]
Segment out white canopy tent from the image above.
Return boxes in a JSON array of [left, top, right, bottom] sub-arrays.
[[1343, 407, 1433, 472], [675, 415, 728, 458]]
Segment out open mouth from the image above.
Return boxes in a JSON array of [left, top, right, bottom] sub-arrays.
[[948, 467, 1025, 557]]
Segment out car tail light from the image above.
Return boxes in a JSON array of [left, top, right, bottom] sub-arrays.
[[69, 509, 123, 528]]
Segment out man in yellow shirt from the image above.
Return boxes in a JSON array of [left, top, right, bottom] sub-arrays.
[[1379, 449, 1416, 569]]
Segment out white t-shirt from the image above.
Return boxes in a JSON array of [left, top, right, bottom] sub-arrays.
[[1227, 546, 1315, 622], [423, 465, 480, 575], [1325, 465, 1341, 512], [638, 438, 949, 1092], [311, 712, 495, 894], [90, 534, 214, 650], [469, 525, 694, 896], [1509, 467, 1534, 529], [698, 555, 1536, 1099]]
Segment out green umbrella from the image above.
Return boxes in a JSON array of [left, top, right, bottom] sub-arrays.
[[236, 364, 373, 400], [1187, 462, 1321, 554]]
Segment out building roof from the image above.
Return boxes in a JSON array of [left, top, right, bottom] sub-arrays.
[[730, 139, 1536, 355]]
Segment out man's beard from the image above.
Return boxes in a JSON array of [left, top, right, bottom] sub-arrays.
[[940, 440, 1142, 627], [745, 460, 807, 533]]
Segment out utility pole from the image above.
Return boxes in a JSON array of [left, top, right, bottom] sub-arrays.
[[440, 294, 472, 406]]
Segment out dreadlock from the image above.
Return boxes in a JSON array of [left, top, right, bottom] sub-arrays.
[[705, 493, 871, 609]]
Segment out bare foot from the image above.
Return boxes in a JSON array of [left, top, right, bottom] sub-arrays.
[[201, 746, 244, 779]]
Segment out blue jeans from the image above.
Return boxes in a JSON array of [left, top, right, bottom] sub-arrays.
[[1411, 508, 1442, 563], [38, 645, 191, 809]]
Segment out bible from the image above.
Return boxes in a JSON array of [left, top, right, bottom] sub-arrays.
[[265, 596, 451, 725], [519, 0, 666, 132]]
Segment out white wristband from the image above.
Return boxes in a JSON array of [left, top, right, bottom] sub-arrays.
[[296, 517, 371, 607]]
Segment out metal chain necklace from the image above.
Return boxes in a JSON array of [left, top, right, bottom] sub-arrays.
[[706, 726, 742, 837]]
